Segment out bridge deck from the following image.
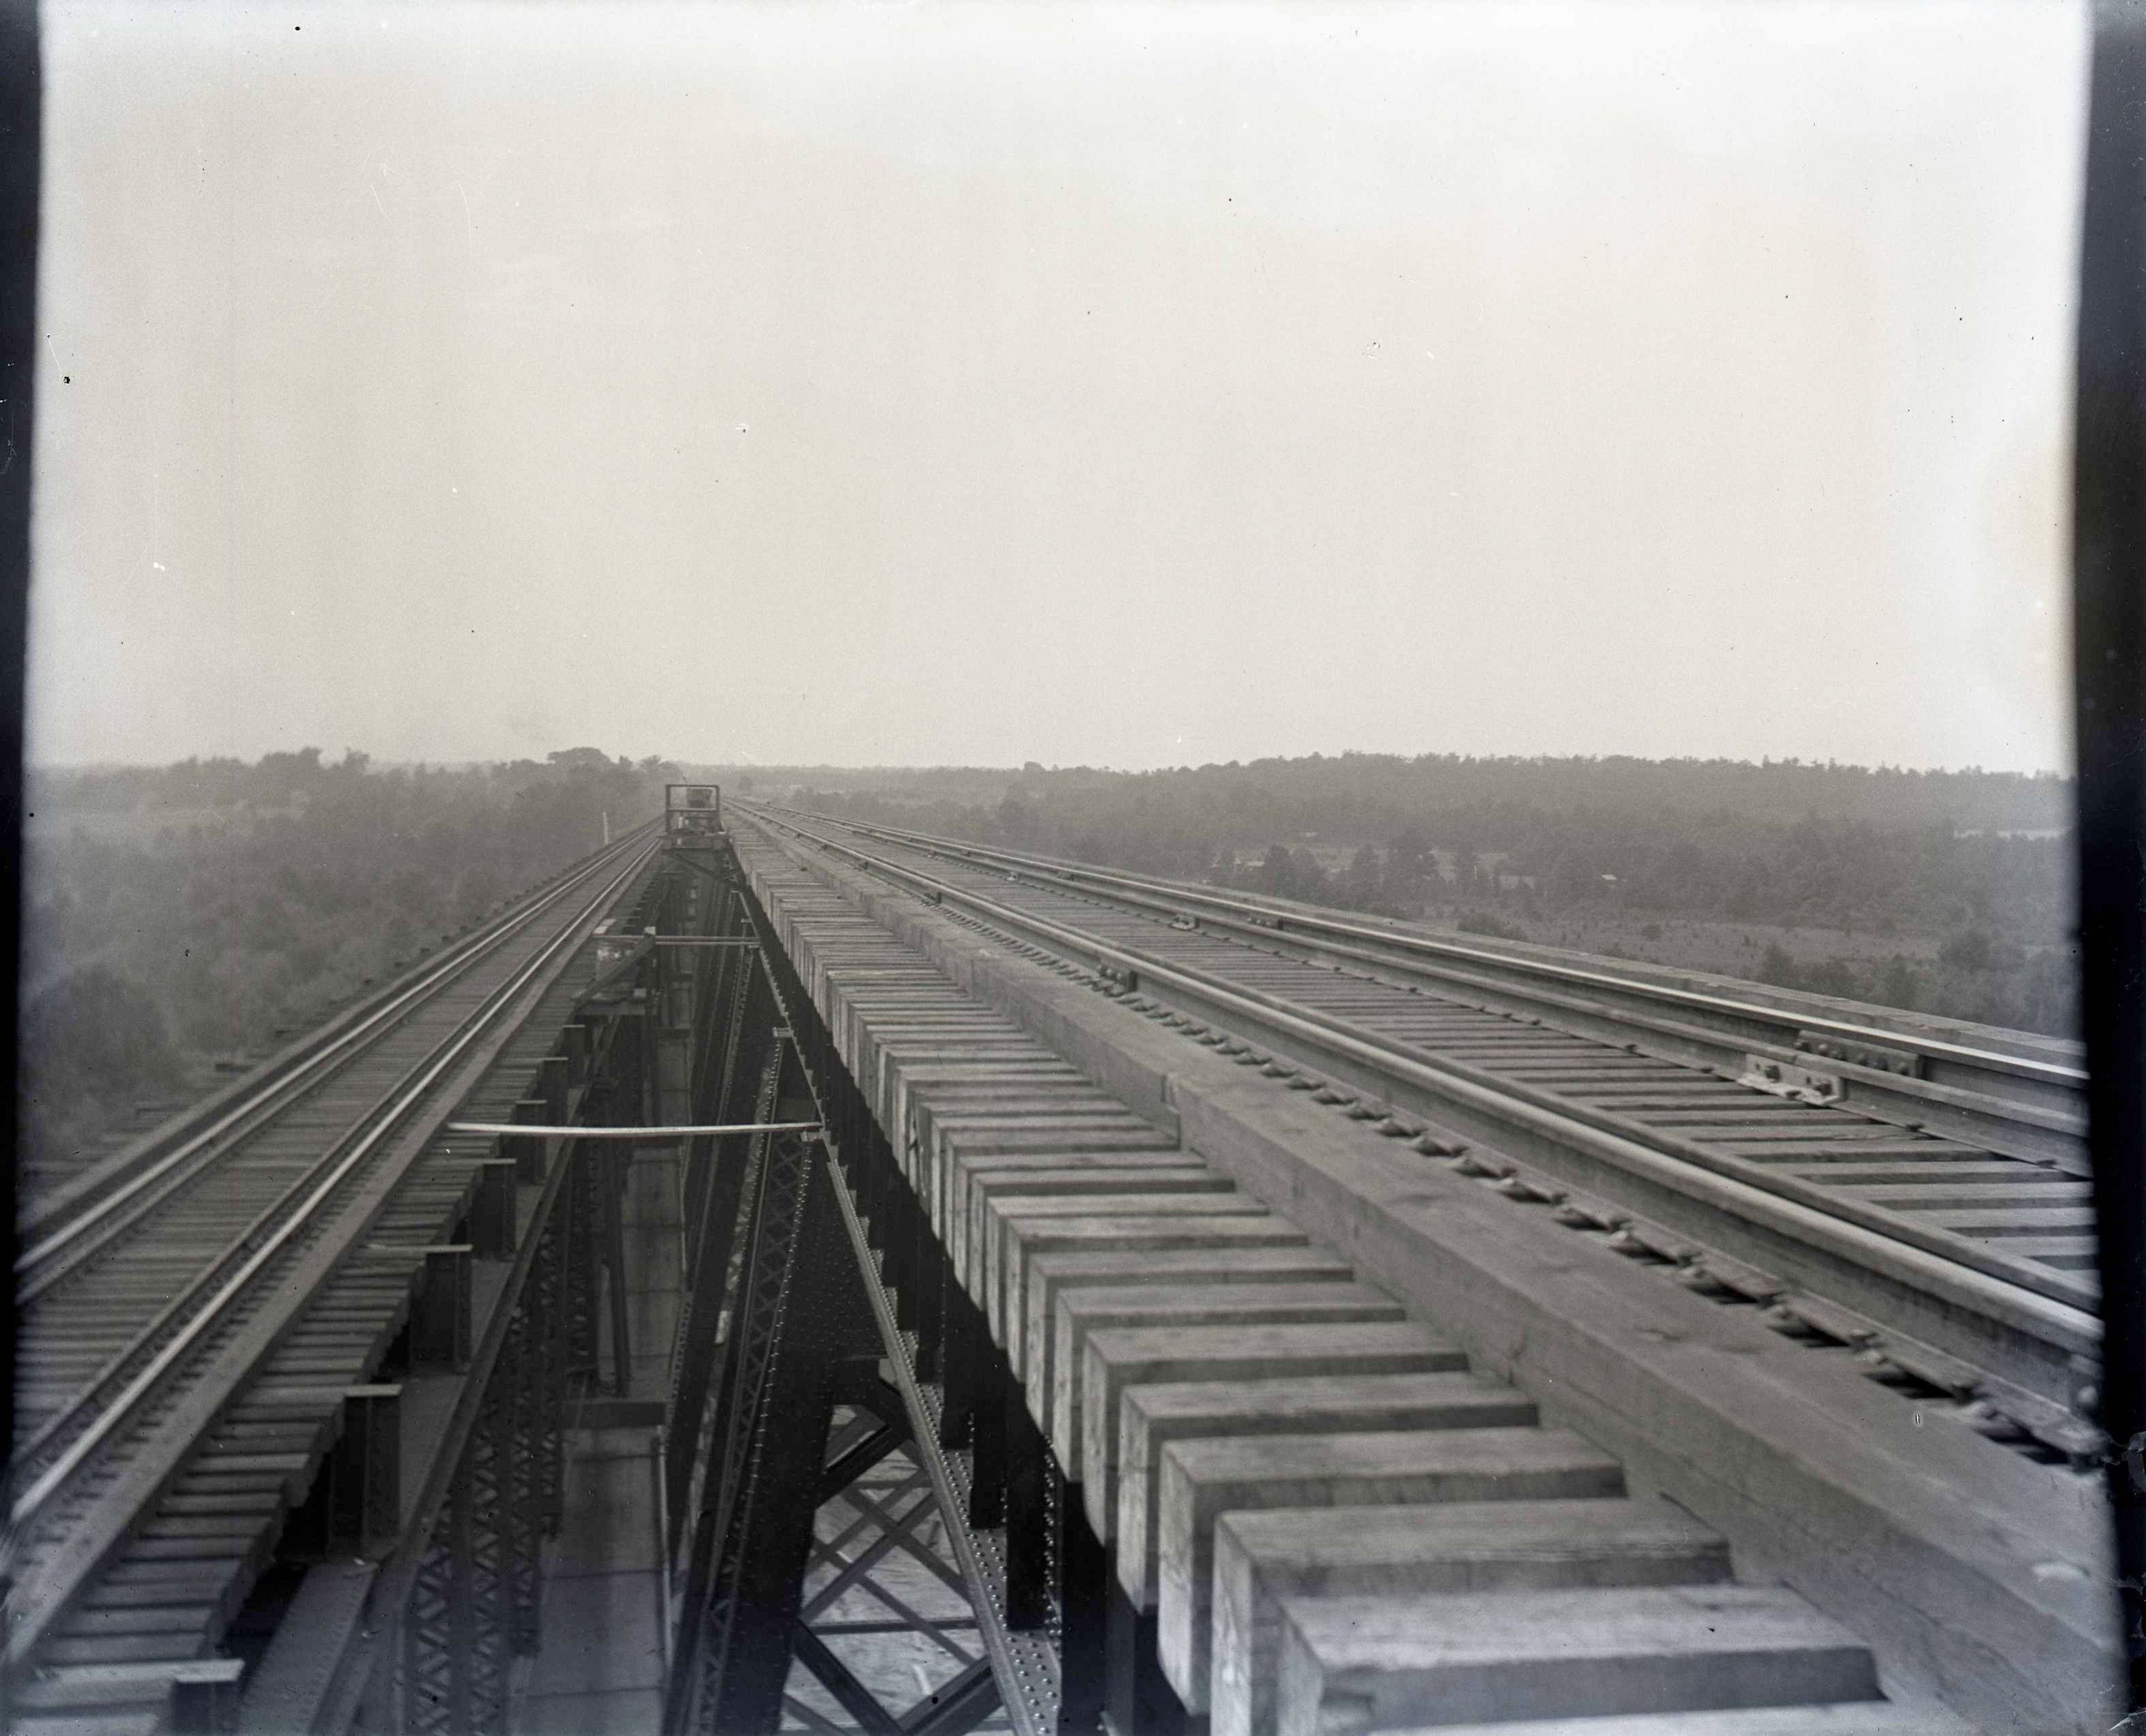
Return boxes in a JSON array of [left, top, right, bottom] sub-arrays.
[[728, 818, 2039, 1735]]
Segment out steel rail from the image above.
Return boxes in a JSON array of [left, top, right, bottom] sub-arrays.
[[443, 1120, 822, 1139], [12, 827, 661, 1478], [742, 808, 2100, 1369], [3, 838, 659, 1659], [20, 837, 637, 1245], [749, 804, 2088, 1177], [756, 804, 2083, 1095], [17, 820, 661, 1296]]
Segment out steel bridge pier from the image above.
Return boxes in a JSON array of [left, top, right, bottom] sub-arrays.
[[655, 835, 1103, 1736]]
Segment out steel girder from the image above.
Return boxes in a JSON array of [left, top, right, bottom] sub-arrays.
[[381, 984, 646, 1736], [659, 849, 1118, 1736], [401, 1154, 580, 1735], [784, 1374, 1009, 1736], [753, 863, 1108, 1736], [663, 1036, 852, 1735]]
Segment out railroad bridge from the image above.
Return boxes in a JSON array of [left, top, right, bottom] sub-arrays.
[[2, 791, 2119, 1736]]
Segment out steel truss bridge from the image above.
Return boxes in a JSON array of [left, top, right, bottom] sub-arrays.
[[10, 7, 2146, 1729], [1, 779, 2128, 1736]]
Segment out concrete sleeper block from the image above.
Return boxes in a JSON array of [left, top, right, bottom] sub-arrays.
[[1023, 1246, 1357, 1417], [1272, 1585, 1879, 1736], [1208, 1496, 1733, 1736], [995, 1216, 1311, 1363], [1157, 1427, 1626, 1711], [1370, 1706, 1972, 1735], [1081, 1321, 1469, 1543], [1048, 1282, 1406, 1467]]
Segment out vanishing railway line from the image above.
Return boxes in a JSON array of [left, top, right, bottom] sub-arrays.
[[744, 803, 2103, 1460], [721, 808, 2091, 1736], [764, 810, 2086, 1160], [1, 790, 2111, 1734], [4, 822, 662, 1690]]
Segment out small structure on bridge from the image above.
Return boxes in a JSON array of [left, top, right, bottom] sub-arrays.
[[664, 782, 724, 847]]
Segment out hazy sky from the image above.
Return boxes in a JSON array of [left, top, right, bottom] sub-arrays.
[[30, 0, 2086, 772]]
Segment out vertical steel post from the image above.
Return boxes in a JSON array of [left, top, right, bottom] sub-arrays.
[[465, 1345, 510, 1732], [666, 1025, 780, 1554], [967, 1330, 1008, 1530], [447, 1466, 475, 1735], [507, 1266, 546, 1656], [1058, 1498, 1112, 1735], [538, 1189, 569, 1531], [912, 1198, 945, 1384], [411, 1246, 473, 1371], [692, 1147, 870, 1732], [469, 1159, 518, 1259], [605, 1145, 634, 1394], [938, 1276, 980, 1453], [1004, 1379, 1053, 1630]]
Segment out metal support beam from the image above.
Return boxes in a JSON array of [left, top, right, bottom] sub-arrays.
[[468, 1160, 517, 1260], [901, 1659, 1003, 1736], [664, 1028, 781, 1560], [790, 1624, 906, 1736], [602, 1146, 633, 1393], [1004, 1379, 1052, 1631], [170, 1659, 248, 1736], [508, 1099, 548, 1184], [649, 845, 1101, 1736], [667, 1093, 862, 1734], [410, 1246, 473, 1370], [397, 1154, 588, 1730], [370, 1000, 641, 1734], [282, 1386, 402, 1564], [965, 1330, 1006, 1533], [1105, 1580, 1185, 1736], [1058, 1500, 1109, 1735]]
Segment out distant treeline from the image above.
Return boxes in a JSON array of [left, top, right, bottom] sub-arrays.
[[772, 752, 2078, 1038], [21, 747, 675, 1177], [720, 751, 2072, 836]]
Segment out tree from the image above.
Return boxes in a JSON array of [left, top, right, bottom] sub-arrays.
[[1341, 844, 1381, 909], [1877, 956, 1919, 1010]]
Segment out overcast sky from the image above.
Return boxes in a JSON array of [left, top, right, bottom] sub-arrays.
[[29, 0, 2086, 773]]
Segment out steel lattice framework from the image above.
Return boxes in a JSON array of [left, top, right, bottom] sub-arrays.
[[395, 1111, 626, 1735], [654, 845, 1125, 1736], [357, 852, 673, 1736], [374, 838, 1089, 1736]]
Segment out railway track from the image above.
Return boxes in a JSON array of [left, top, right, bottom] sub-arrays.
[[4, 822, 662, 1688], [725, 818, 2050, 1734], [758, 808, 2085, 1166], [741, 803, 2102, 1460]]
